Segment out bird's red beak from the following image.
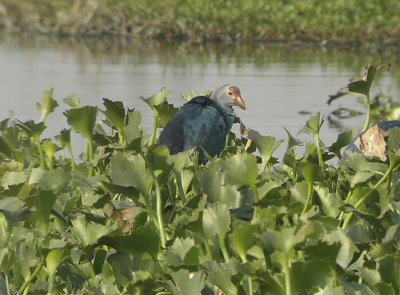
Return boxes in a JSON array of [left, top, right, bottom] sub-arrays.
[[234, 95, 246, 110], [229, 86, 246, 110]]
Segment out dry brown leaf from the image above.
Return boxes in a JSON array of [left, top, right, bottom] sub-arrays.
[[354, 124, 388, 161]]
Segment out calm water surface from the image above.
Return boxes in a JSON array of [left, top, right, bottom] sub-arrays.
[[1, 36, 399, 157]]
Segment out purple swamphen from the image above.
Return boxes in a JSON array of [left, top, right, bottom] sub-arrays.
[[158, 84, 246, 163]]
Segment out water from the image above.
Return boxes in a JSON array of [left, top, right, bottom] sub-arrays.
[[1, 35, 399, 157]]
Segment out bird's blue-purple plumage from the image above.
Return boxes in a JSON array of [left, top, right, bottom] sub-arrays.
[[158, 96, 236, 163], [343, 120, 400, 158]]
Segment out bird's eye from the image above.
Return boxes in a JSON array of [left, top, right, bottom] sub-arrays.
[[228, 91, 233, 95]]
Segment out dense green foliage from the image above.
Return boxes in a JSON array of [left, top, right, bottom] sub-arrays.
[[1, 65, 400, 294], [1, 0, 400, 44]]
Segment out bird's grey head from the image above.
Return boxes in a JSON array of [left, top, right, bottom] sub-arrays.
[[210, 84, 246, 110]]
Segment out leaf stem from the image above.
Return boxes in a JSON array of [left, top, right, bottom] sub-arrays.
[[361, 94, 371, 133], [251, 184, 259, 219], [314, 134, 324, 169], [301, 181, 313, 216], [154, 178, 167, 248], [16, 255, 45, 295], [35, 136, 46, 169], [86, 138, 94, 177], [66, 143, 76, 172], [218, 233, 230, 263], [149, 107, 159, 147], [342, 162, 398, 229], [202, 235, 213, 261], [282, 255, 292, 295]]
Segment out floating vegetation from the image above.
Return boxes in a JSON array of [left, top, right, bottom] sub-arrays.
[[1, 65, 400, 294]]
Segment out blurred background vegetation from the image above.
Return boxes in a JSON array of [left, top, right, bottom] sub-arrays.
[[1, 0, 399, 45]]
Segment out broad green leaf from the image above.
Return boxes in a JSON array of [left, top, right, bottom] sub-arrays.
[[197, 164, 241, 208], [206, 262, 237, 295], [263, 227, 296, 254], [154, 100, 179, 128], [103, 98, 126, 131], [170, 269, 205, 295], [63, 93, 81, 108], [315, 286, 345, 295], [165, 237, 195, 266], [97, 223, 160, 256], [46, 248, 68, 276], [228, 221, 258, 262], [0, 197, 26, 220], [377, 254, 400, 287], [42, 139, 60, 158], [140, 88, 169, 108], [71, 214, 117, 247], [203, 203, 230, 240], [285, 127, 303, 150], [122, 110, 142, 145], [329, 130, 353, 159], [107, 252, 133, 287], [64, 106, 97, 139], [36, 89, 58, 122], [16, 120, 46, 138], [347, 65, 377, 96], [38, 168, 72, 190], [247, 129, 282, 171], [1, 171, 28, 188], [292, 259, 332, 292], [55, 129, 72, 147], [223, 153, 258, 188], [110, 153, 152, 196], [298, 162, 322, 184], [30, 190, 57, 233], [298, 112, 323, 138], [315, 185, 341, 217]]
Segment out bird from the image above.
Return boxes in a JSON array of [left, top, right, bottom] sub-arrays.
[[343, 120, 400, 160], [157, 84, 246, 163]]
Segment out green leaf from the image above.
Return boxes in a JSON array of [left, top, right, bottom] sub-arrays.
[[122, 110, 142, 144], [202, 203, 230, 240], [63, 93, 81, 108], [38, 168, 72, 190], [247, 129, 283, 171], [377, 254, 400, 287], [228, 221, 258, 262], [36, 89, 58, 122], [298, 112, 323, 138], [206, 262, 237, 295], [140, 88, 169, 108], [223, 153, 258, 188], [165, 237, 195, 266], [292, 259, 332, 292], [71, 214, 117, 247], [1, 171, 28, 188], [110, 154, 152, 197], [55, 129, 72, 147], [314, 285, 345, 295], [170, 269, 205, 295], [154, 100, 179, 128], [285, 127, 303, 150], [329, 130, 353, 159], [30, 190, 57, 233], [103, 98, 126, 131], [46, 248, 68, 276], [315, 185, 341, 217], [197, 164, 242, 208], [64, 106, 97, 139], [97, 223, 160, 256], [347, 65, 377, 96], [16, 120, 46, 138]]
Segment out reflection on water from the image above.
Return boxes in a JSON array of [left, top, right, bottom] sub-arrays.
[[0, 35, 399, 156]]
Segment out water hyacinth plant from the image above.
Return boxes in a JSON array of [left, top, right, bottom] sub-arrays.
[[0, 65, 400, 294]]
